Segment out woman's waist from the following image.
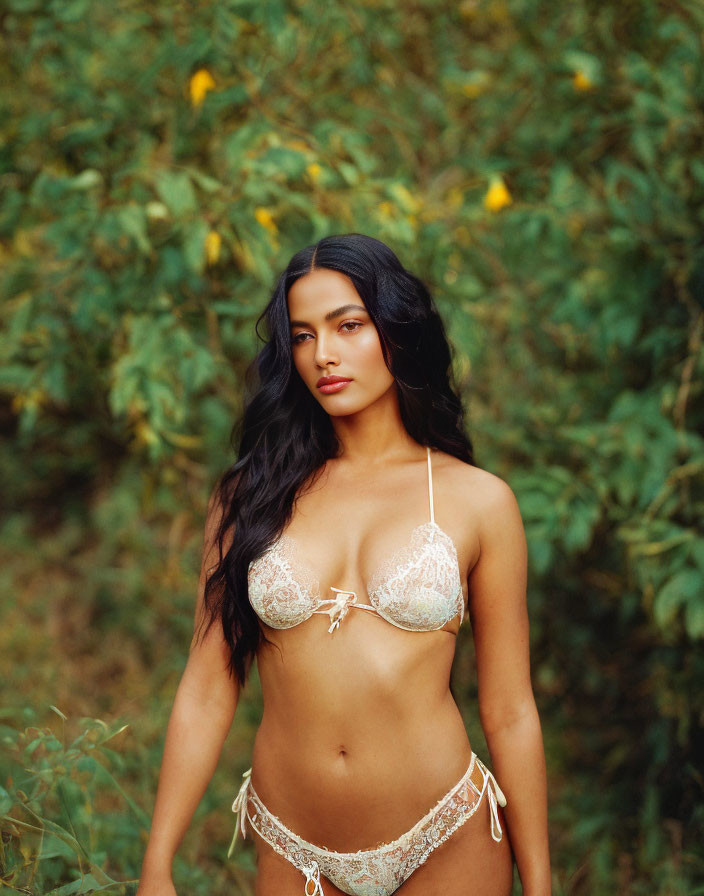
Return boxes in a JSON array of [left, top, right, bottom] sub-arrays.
[[257, 675, 461, 748], [247, 701, 472, 848]]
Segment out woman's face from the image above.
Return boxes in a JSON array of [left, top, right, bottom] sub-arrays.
[[287, 268, 396, 416]]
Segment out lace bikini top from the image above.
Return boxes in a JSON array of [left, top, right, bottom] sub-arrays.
[[247, 446, 465, 634]]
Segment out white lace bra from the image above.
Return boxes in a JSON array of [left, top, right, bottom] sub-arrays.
[[247, 447, 465, 634]]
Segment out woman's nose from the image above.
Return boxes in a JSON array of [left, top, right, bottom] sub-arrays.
[[314, 334, 339, 368]]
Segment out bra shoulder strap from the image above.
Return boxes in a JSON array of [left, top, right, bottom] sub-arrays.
[[426, 445, 435, 524]]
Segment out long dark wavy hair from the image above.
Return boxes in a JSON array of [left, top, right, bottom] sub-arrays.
[[196, 233, 475, 686]]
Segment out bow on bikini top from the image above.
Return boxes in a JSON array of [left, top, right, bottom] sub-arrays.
[[247, 446, 465, 634]]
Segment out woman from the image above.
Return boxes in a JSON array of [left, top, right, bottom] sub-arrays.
[[137, 233, 551, 896]]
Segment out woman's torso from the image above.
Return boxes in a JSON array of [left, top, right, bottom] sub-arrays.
[[247, 448, 481, 850]]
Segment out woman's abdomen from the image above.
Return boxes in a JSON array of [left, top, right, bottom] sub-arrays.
[[248, 619, 473, 850]]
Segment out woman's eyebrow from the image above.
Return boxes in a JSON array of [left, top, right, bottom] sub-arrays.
[[289, 304, 367, 328]]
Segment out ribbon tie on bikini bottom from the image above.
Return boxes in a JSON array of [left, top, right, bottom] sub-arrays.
[[227, 770, 325, 895], [302, 860, 325, 896], [227, 766, 252, 859], [475, 757, 508, 843]]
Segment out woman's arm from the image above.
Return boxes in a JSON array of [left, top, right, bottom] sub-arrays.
[[137, 486, 239, 895], [468, 477, 551, 896]]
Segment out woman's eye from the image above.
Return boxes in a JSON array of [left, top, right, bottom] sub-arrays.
[[292, 322, 362, 344]]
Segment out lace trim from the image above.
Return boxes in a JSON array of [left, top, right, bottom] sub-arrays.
[[248, 534, 321, 629], [229, 754, 507, 896], [367, 521, 464, 630], [248, 522, 464, 632]]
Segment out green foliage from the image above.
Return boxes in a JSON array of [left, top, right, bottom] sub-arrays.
[[0, 707, 258, 896], [0, 709, 140, 894], [1, 0, 703, 893]]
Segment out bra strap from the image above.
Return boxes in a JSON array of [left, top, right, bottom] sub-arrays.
[[427, 445, 435, 524]]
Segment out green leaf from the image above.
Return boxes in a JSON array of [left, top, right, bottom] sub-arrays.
[[0, 784, 13, 813], [68, 169, 103, 191], [154, 170, 197, 217], [182, 217, 210, 274], [653, 569, 701, 627], [116, 205, 151, 255], [685, 593, 704, 639]]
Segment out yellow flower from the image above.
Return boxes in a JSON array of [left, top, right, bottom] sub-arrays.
[[189, 68, 216, 107], [573, 69, 593, 92], [306, 162, 322, 184], [205, 229, 221, 265], [255, 207, 278, 234], [483, 175, 512, 212]]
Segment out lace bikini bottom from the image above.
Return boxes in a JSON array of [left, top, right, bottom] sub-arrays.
[[227, 751, 507, 896]]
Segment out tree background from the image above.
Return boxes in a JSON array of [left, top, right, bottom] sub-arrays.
[[1, 0, 703, 893]]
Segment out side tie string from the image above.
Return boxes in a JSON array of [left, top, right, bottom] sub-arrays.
[[474, 757, 507, 843], [303, 859, 325, 896], [227, 767, 252, 858], [484, 765, 507, 808], [487, 782, 503, 842]]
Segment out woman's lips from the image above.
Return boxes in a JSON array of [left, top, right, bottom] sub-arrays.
[[318, 379, 352, 394]]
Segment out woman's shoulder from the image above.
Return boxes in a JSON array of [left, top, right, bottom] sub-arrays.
[[434, 450, 519, 518]]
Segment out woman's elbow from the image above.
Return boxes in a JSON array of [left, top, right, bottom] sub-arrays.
[[177, 644, 240, 721], [479, 692, 538, 738]]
